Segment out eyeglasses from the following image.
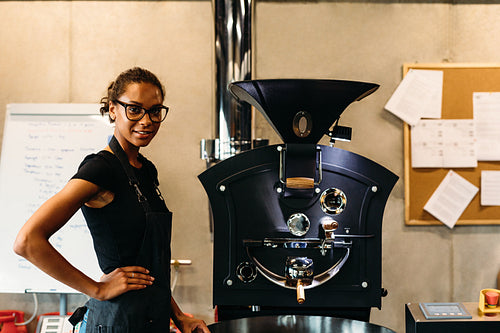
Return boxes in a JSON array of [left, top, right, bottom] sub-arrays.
[[114, 100, 169, 123]]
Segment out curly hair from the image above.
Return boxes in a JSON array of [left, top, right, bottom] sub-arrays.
[[100, 67, 165, 123]]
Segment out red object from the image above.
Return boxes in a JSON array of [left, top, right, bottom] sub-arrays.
[[0, 310, 27, 333], [485, 291, 499, 307]]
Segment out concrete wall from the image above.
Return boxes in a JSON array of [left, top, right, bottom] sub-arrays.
[[0, 1, 499, 332]]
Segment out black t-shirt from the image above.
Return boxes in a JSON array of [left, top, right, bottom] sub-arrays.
[[72, 151, 169, 274]]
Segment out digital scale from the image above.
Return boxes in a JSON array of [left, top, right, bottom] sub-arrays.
[[406, 302, 500, 333], [419, 302, 472, 320]]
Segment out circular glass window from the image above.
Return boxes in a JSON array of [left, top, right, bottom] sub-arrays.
[[320, 188, 347, 215], [287, 213, 310, 236]]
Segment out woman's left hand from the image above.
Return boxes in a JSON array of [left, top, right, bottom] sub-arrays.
[[175, 314, 210, 333]]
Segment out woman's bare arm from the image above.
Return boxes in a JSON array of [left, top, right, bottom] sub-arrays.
[[13, 179, 153, 300]]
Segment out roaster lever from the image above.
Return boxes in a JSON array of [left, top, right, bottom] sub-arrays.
[[285, 257, 314, 304], [319, 219, 339, 256]]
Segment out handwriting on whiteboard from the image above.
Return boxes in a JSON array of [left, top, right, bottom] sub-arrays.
[[0, 105, 112, 292], [21, 121, 106, 216]]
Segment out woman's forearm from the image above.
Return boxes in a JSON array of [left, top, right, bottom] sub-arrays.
[[13, 179, 102, 297], [14, 231, 100, 297]]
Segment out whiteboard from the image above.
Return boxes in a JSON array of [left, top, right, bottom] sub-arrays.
[[0, 104, 114, 293]]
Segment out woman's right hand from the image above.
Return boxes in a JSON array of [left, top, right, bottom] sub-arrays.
[[95, 266, 154, 301]]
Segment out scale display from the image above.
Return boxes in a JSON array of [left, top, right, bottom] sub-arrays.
[[419, 302, 472, 320]]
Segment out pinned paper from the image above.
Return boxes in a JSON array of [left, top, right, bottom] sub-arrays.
[[423, 170, 478, 228], [385, 69, 443, 125], [473, 92, 500, 161], [481, 171, 500, 206], [411, 119, 477, 168]]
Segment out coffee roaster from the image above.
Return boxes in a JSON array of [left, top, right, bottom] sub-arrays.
[[198, 79, 398, 321]]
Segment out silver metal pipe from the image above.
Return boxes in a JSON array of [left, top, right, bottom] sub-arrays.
[[209, 0, 253, 161]]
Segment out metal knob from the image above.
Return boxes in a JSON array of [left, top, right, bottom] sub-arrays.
[[321, 218, 339, 240]]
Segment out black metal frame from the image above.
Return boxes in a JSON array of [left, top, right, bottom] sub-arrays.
[[199, 144, 398, 321]]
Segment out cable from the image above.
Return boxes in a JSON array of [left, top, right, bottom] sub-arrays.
[[171, 266, 180, 292], [15, 292, 38, 326]]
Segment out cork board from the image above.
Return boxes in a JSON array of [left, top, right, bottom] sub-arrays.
[[404, 63, 500, 225]]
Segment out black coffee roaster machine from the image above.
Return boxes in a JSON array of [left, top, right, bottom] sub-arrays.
[[198, 79, 398, 322]]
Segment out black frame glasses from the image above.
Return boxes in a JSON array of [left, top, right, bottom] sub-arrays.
[[114, 100, 169, 123]]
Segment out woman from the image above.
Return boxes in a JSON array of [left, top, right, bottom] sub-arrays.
[[14, 67, 209, 332]]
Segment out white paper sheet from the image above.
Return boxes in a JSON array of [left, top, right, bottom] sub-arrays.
[[385, 69, 443, 125], [411, 119, 477, 168], [481, 170, 500, 206], [423, 170, 479, 228], [473, 92, 500, 161]]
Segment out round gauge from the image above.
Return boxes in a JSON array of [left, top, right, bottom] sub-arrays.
[[287, 213, 310, 236], [236, 261, 257, 283], [320, 188, 347, 214]]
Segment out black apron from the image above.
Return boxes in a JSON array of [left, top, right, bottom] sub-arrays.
[[79, 136, 172, 332]]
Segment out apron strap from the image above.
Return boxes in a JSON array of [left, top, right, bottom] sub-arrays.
[[108, 135, 152, 213]]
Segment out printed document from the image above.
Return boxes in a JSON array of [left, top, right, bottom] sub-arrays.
[[473, 92, 500, 161], [411, 119, 477, 168], [481, 170, 500, 206], [423, 170, 478, 228], [385, 69, 443, 125]]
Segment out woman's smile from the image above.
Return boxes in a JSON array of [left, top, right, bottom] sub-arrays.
[[133, 129, 154, 138]]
